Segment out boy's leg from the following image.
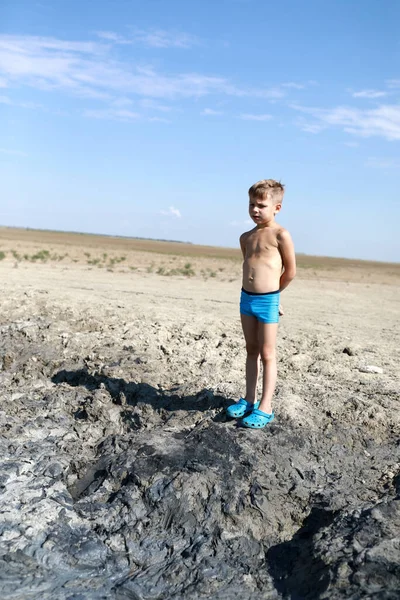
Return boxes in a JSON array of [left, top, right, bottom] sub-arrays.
[[258, 322, 278, 414], [240, 314, 260, 404]]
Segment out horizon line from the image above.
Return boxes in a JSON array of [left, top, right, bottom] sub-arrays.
[[0, 224, 399, 266]]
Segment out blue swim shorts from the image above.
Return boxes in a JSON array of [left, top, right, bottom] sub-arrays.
[[240, 288, 280, 324]]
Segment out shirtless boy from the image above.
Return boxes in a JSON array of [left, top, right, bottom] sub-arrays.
[[226, 179, 296, 428]]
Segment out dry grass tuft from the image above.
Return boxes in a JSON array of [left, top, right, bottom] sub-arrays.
[[0, 226, 399, 285]]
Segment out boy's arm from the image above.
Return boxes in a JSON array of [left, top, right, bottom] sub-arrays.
[[278, 230, 296, 292], [239, 233, 247, 259]]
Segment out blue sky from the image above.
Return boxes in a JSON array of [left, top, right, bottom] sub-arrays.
[[0, 0, 399, 261]]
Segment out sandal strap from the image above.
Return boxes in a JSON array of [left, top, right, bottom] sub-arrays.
[[237, 398, 249, 406], [252, 409, 274, 418]]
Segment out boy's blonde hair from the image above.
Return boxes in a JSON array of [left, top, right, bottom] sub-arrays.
[[248, 179, 285, 205]]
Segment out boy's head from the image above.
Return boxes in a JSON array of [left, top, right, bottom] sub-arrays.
[[248, 179, 285, 206], [248, 179, 284, 223]]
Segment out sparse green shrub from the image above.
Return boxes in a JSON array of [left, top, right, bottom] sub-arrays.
[[181, 264, 195, 277], [146, 262, 155, 273], [108, 255, 126, 266], [11, 250, 21, 261], [0, 251, 5, 260], [30, 250, 50, 261]]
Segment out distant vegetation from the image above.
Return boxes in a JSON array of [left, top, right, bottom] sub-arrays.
[[0, 227, 399, 286], [0, 226, 399, 266], [149, 261, 196, 277], [0, 226, 236, 260], [1, 249, 203, 277], [14, 226, 192, 245], [5, 249, 68, 262]]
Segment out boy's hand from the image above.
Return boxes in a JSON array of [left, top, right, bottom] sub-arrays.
[[279, 304, 284, 316], [278, 230, 296, 292]]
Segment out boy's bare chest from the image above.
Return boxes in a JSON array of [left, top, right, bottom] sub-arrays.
[[245, 231, 279, 257]]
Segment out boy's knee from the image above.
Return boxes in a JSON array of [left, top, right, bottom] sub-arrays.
[[246, 342, 259, 357], [260, 346, 276, 363]]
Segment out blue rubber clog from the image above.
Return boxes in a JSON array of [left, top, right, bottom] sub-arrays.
[[240, 408, 275, 428], [226, 398, 260, 419]]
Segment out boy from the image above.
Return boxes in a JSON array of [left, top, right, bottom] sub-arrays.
[[226, 179, 296, 428]]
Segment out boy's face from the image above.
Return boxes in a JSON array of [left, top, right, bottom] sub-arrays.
[[249, 194, 281, 225]]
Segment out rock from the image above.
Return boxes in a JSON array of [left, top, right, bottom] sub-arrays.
[[267, 498, 400, 599], [0, 304, 399, 600], [358, 365, 384, 374], [342, 346, 355, 356]]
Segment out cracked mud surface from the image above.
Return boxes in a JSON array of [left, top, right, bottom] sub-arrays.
[[0, 259, 399, 599]]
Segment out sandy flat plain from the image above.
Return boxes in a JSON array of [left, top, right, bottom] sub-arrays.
[[1, 226, 399, 361], [1, 227, 400, 599]]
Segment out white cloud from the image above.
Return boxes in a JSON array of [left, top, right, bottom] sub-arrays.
[[245, 88, 284, 100], [366, 157, 400, 169], [132, 29, 199, 49], [19, 100, 43, 109], [302, 123, 325, 134], [95, 29, 199, 49], [111, 96, 134, 107], [294, 116, 326, 134], [291, 103, 400, 140], [229, 219, 252, 227], [282, 82, 305, 89], [0, 147, 28, 156], [201, 108, 223, 116], [239, 113, 273, 121], [140, 98, 172, 112], [83, 108, 140, 121], [0, 94, 43, 110], [94, 31, 130, 44], [0, 34, 103, 55], [0, 34, 287, 104], [148, 116, 170, 123], [352, 89, 387, 99], [160, 206, 181, 218], [386, 79, 400, 89]]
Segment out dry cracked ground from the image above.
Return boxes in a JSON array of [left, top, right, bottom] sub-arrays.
[[0, 241, 399, 599]]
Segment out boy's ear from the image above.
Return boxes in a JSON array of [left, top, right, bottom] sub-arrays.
[[274, 203, 282, 215]]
